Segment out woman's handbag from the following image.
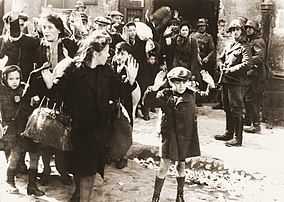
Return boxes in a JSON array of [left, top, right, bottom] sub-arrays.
[[107, 100, 133, 162], [22, 97, 73, 151]]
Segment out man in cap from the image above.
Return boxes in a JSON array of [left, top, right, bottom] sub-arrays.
[[109, 11, 124, 34], [93, 16, 111, 31], [75, 0, 86, 13], [243, 20, 266, 134]]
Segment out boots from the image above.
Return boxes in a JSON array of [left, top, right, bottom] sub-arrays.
[[214, 114, 234, 141], [214, 130, 233, 141], [226, 116, 243, 147], [6, 168, 19, 194], [27, 169, 45, 196], [151, 176, 165, 202], [244, 123, 261, 134], [176, 177, 185, 202]]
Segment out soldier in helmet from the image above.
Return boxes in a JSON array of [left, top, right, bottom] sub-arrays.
[[192, 18, 215, 73], [191, 18, 216, 104], [243, 20, 266, 134], [213, 19, 251, 147]]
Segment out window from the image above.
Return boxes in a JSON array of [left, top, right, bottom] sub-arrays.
[[126, 8, 143, 22]]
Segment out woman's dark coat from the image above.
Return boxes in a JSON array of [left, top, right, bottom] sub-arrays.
[[143, 88, 200, 161], [54, 62, 132, 177], [172, 35, 200, 83]]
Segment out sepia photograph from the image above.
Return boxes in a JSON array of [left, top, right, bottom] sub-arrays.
[[0, 0, 284, 201]]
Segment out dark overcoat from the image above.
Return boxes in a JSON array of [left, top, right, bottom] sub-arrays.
[[172, 35, 200, 83], [54, 63, 128, 177], [143, 88, 201, 161]]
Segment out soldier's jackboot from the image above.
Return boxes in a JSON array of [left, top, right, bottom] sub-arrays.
[[214, 114, 234, 141], [226, 116, 243, 147]]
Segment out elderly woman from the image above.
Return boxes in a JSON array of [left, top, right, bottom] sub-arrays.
[[50, 30, 138, 201], [214, 19, 251, 147]]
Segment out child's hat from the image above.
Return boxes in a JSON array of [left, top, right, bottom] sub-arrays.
[[167, 67, 191, 81]]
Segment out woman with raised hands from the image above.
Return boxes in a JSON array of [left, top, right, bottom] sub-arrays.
[[49, 30, 138, 202], [6, 5, 78, 191]]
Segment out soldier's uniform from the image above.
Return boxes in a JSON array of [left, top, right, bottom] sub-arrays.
[[243, 20, 266, 134], [191, 18, 215, 74], [214, 19, 252, 147], [191, 18, 215, 104]]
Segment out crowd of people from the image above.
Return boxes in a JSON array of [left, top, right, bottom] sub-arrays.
[[0, 0, 267, 202]]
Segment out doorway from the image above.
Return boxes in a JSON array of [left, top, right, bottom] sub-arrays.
[[154, 0, 220, 45]]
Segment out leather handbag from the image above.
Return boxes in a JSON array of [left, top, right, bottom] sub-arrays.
[[22, 97, 73, 151], [107, 99, 133, 162]]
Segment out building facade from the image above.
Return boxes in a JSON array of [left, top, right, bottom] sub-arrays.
[[0, 0, 283, 73]]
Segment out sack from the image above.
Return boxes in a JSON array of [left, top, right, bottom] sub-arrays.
[[22, 98, 73, 151], [135, 22, 153, 41], [107, 103, 133, 162], [152, 6, 172, 27]]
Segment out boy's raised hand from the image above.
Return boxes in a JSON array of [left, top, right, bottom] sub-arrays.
[[151, 70, 166, 91], [126, 55, 139, 85]]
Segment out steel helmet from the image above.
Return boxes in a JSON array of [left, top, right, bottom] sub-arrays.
[[245, 20, 260, 32], [197, 18, 209, 27], [236, 16, 248, 24], [228, 19, 245, 32]]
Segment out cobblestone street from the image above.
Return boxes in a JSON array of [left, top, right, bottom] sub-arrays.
[[0, 105, 284, 201]]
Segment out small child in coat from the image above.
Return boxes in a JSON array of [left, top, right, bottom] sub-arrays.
[[143, 66, 201, 202], [0, 65, 44, 196]]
